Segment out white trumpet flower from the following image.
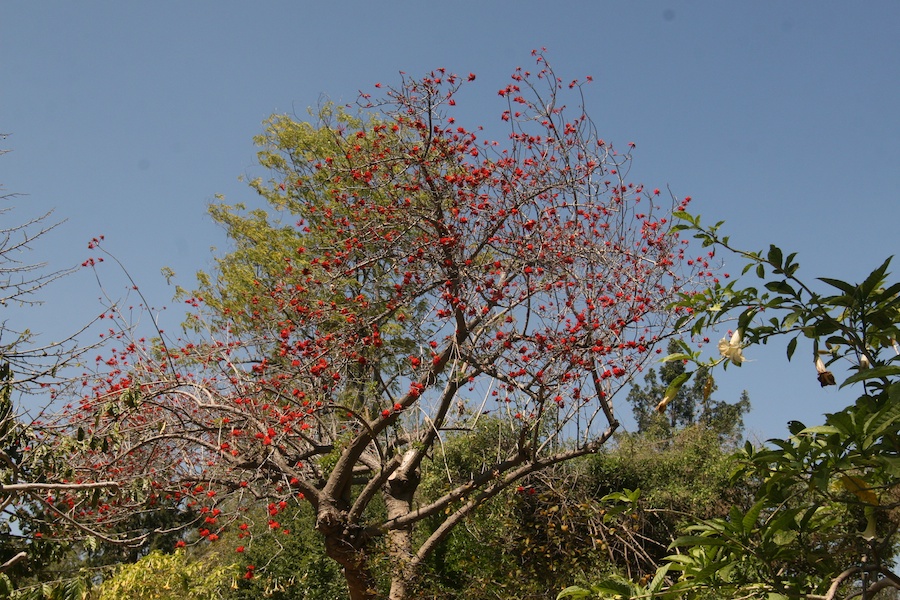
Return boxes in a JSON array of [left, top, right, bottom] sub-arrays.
[[816, 356, 836, 387], [718, 329, 744, 365]]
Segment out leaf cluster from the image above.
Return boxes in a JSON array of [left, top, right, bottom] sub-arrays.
[[565, 213, 900, 599]]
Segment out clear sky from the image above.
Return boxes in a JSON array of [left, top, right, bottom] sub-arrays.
[[3, 1, 899, 440]]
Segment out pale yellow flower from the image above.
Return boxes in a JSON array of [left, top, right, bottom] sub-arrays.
[[718, 329, 744, 364]]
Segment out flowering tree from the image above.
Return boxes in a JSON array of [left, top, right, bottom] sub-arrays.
[[39, 54, 701, 600]]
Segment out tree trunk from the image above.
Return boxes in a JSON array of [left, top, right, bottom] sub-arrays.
[[385, 505, 415, 600], [385, 459, 419, 600], [317, 506, 379, 600]]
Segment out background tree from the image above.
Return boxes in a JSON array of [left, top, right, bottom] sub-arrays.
[[626, 338, 750, 442], [36, 54, 704, 600], [405, 420, 744, 599]]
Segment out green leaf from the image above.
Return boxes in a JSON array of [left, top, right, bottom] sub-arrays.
[[767, 245, 784, 269], [879, 280, 900, 296], [737, 308, 757, 332], [764, 280, 795, 296], [782, 311, 801, 330], [742, 498, 765, 533], [664, 371, 691, 397], [787, 420, 807, 435], [660, 353, 693, 363], [672, 210, 695, 224], [784, 251, 799, 272], [671, 534, 730, 548], [786, 336, 798, 361], [556, 586, 592, 600], [876, 455, 900, 478], [771, 529, 798, 546], [799, 425, 840, 436], [648, 563, 672, 593], [860, 256, 892, 298], [841, 365, 900, 387], [891, 381, 900, 404], [862, 398, 900, 440], [818, 277, 857, 295]]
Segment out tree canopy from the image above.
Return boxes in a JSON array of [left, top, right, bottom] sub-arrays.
[[31, 53, 703, 600]]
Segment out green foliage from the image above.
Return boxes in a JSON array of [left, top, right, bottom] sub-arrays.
[[557, 564, 673, 600], [182, 104, 429, 418], [591, 427, 745, 579], [187, 104, 425, 343], [2, 363, 104, 596], [94, 549, 238, 600], [412, 491, 605, 599], [412, 419, 593, 598], [410, 423, 740, 599], [569, 214, 900, 598], [0, 572, 96, 600], [223, 504, 348, 600]]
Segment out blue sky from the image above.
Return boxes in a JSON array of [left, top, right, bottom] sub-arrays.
[[3, 1, 899, 440]]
